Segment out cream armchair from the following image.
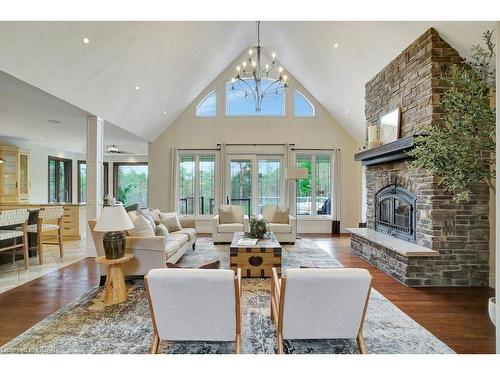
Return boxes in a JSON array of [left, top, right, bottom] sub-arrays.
[[212, 205, 249, 244], [145, 268, 242, 354], [271, 267, 372, 354], [261, 206, 296, 244]]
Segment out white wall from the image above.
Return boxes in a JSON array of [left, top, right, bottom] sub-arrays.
[[148, 52, 362, 232], [495, 20, 499, 354]]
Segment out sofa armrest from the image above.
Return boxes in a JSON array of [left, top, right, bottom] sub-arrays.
[[125, 236, 166, 251], [212, 215, 220, 234], [179, 217, 196, 229]]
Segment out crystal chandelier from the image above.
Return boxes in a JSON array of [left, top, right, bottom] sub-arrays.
[[230, 21, 288, 112]]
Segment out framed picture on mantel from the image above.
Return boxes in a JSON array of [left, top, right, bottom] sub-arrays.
[[379, 107, 401, 144]]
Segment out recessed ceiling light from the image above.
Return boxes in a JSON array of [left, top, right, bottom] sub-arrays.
[[40, 137, 44, 141], [163, 110, 167, 115], [345, 110, 349, 115], [333, 43, 339, 48], [75, 137, 81, 141], [135, 86, 141, 91], [82, 37, 90, 45]]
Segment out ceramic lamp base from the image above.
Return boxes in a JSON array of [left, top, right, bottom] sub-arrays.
[[103, 231, 126, 260]]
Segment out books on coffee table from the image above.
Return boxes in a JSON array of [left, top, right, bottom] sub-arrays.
[[237, 238, 259, 246]]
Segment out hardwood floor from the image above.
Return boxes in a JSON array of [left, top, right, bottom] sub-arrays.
[[0, 234, 495, 353]]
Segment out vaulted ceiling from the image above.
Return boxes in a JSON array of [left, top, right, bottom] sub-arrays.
[[0, 21, 495, 142]]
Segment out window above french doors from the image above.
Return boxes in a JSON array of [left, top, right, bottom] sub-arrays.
[[226, 155, 283, 217]]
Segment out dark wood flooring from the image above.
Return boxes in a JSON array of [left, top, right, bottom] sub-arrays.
[[0, 235, 495, 353]]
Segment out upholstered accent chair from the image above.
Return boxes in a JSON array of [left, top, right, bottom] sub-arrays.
[[270, 267, 372, 354], [145, 268, 242, 354], [261, 206, 296, 244], [212, 205, 249, 244]]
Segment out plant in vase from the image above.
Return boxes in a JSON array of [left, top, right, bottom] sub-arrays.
[[246, 218, 268, 239]]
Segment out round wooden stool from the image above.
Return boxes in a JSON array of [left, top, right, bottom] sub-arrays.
[[95, 253, 134, 305]]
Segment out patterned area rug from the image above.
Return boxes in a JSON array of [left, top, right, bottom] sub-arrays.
[[0, 238, 454, 354]]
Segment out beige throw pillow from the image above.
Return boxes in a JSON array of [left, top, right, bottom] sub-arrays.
[[149, 208, 161, 222], [218, 206, 235, 224], [128, 212, 155, 237], [154, 223, 169, 239], [272, 206, 290, 224], [159, 212, 183, 232]]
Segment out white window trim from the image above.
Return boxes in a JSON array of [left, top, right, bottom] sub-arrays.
[[195, 90, 217, 118], [293, 89, 315, 118], [225, 78, 286, 118], [295, 150, 333, 218], [178, 151, 218, 218]]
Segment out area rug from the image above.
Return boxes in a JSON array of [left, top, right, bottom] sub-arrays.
[[0, 238, 454, 354]]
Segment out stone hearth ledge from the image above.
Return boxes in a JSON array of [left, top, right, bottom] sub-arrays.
[[345, 228, 439, 257]]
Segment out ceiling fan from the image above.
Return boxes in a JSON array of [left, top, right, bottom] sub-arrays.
[[106, 144, 133, 154]]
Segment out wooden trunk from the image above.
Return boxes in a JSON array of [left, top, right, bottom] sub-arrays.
[[230, 246, 282, 278]]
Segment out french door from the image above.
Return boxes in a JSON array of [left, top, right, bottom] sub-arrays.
[[226, 155, 282, 217]]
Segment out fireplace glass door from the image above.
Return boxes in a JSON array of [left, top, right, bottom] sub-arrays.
[[375, 185, 417, 242]]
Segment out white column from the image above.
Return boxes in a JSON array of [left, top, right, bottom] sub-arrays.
[[85, 115, 104, 257], [495, 21, 499, 354]]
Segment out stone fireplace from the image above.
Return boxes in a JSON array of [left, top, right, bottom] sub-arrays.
[[348, 28, 490, 287]]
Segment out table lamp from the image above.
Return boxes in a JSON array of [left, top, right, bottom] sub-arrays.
[[94, 204, 134, 259], [285, 167, 308, 239]]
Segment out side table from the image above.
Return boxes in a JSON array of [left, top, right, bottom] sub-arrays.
[[95, 253, 134, 305]]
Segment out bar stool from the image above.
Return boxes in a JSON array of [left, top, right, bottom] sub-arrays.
[[0, 209, 30, 269], [22, 206, 64, 264]]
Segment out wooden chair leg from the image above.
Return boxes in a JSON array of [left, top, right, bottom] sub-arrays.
[[12, 238, 17, 264], [23, 232, 29, 270], [357, 332, 367, 354], [150, 333, 159, 354], [277, 333, 284, 354], [58, 227, 64, 258], [235, 334, 241, 354], [37, 232, 44, 265]]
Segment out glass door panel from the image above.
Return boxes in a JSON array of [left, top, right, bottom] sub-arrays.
[[315, 155, 331, 215], [258, 159, 281, 214], [2, 151, 18, 197], [199, 155, 215, 215], [296, 155, 312, 215], [19, 153, 29, 196], [179, 155, 195, 215], [229, 159, 253, 216]]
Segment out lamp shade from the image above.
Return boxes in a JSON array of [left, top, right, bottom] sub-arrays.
[[285, 167, 308, 180], [94, 205, 134, 232]]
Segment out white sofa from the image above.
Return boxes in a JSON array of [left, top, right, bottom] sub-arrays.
[[260, 206, 296, 244], [212, 205, 249, 244], [88, 216, 196, 283], [145, 267, 242, 353]]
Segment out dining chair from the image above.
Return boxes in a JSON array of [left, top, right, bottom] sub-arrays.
[[22, 206, 64, 264], [0, 209, 30, 269]]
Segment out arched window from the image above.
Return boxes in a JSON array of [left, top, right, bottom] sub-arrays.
[[196, 90, 216, 117], [294, 90, 315, 117], [226, 78, 285, 116]]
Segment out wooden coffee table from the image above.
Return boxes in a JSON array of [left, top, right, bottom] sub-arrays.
[[230, 232, 282, 278], [95, 253, 134, 305]]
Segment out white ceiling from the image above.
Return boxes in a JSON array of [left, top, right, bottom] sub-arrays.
[[0, 21, 495, 141], [0, 70, 148, 153]]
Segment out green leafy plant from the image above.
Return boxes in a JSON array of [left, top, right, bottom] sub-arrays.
[[409, 30, 496, 202], [246, 218, 268, 239]]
